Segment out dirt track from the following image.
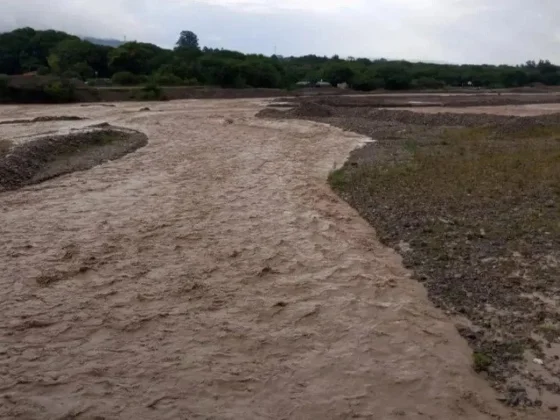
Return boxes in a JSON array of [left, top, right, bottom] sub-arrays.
[[0, 99, 545, 419]]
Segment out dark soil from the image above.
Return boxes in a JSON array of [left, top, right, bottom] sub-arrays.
[[0, 116, 86, 125], [0, 126, 147, 191], [259, 102, 560, 410]]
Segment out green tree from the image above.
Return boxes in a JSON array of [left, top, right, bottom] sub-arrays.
[[237, 60, 282, 88], [321, 62, 355, 86], [112, 71, 143, 86], [47, 39, 95, 75], [71, 62, 95, 80], [108, 42, 164, 74], [176, 31, 199, 50]]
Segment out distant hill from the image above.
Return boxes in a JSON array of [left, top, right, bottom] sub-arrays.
[[83, 36, 124, 48]]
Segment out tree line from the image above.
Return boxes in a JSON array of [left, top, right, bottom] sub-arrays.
[[1, 27, 560, 91]]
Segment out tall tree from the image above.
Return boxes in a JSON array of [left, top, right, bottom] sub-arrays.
[[108, 42, 164, 74], [176, 31, 199, 50]]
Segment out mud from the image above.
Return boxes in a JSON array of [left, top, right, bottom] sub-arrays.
[[0, 98, 550, 420], [0, 115, 86, 125]]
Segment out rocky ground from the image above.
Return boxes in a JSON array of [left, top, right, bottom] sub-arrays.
[[259, 100, 560, 412]]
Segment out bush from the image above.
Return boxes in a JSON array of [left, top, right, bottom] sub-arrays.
[[184, 78, 199, 86], [37, 66, 50, 76], [472, 352, 492, 372], [86, 78, 112, 87], [0, 76, 76, 104], [111, 71, 143, 86], [0, 75, 8, 97], [385, 75, 411, 90], [43, 81, 75, 103], [61, 70, 81, 80], [71, 62, 95, 80], [411, 77, 445, 89], [352, 73, 383, 91], [153, 73, 183, 86], [140, 82, 166, 100]]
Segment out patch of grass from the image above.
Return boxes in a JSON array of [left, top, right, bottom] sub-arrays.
[[440, 126, 494, 142], [328, 167, 349, 191], [140, 82, 167, 101], [403, 138, 418, 154], [473, 352, 492, 372]]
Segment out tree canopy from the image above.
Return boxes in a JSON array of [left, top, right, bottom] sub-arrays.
[[176, 31, 199, 50], [1, 27, 560, 90]]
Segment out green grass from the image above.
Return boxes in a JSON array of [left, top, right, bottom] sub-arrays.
[[328, 168, 349, 191], [473, 352, 492, 372], [354, 127, 560, 211]]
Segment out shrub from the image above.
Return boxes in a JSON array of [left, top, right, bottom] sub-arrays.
[[111, 71, 142, 86], [184, 78, 199, 86], [0, 75, 8, 97], [61, 70, 81, 80], [86, 78, 112, 87], [153, 73, 183, 86], [141, 82, 165, 100], [411, 77, 445, 89], [43, 81, 75, 103], [352, 75, 384, 91], [37, 66, 50, 76], [472, 352, 492, 372]]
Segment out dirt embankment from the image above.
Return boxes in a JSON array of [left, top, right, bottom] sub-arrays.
[[0, 126, 147, 191], [0, 116, 86, 125], [259, 101, 560, 413]]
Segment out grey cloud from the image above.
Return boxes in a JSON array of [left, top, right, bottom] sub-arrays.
[[1, 0, 559, 64]]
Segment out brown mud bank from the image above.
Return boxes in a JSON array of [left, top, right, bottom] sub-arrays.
[[270, 92, 560, 109], [0, 115, 86, 125], [259, 102, 560, 413], [0, 126, 147, 191]]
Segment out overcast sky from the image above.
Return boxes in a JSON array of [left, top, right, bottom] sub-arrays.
[[1, 0, 559, 64]]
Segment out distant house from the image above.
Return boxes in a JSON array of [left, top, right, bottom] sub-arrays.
[[315, 79, 331, 87], [295, 81, 311, 87], [337, 82, 349, 89]]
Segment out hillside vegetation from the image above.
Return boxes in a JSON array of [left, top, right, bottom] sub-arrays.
[[1, 27, 560, 91]]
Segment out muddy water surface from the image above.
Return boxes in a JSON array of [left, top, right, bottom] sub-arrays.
[[0, 100, 543, 419]]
